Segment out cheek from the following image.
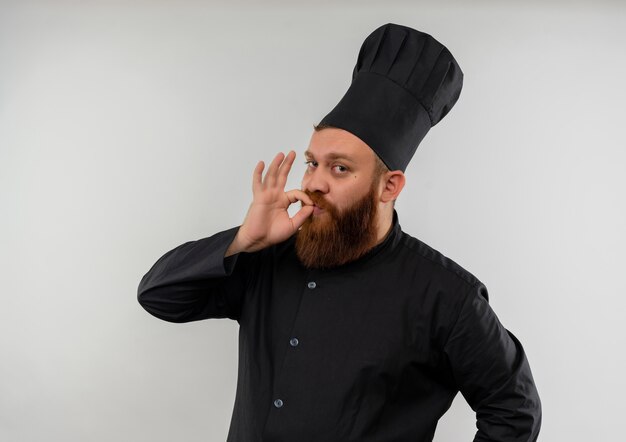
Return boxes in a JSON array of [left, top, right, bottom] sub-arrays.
[[336, 184, 361, 206]]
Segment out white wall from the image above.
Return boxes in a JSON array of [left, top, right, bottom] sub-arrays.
[[1, 1, 625, 440]]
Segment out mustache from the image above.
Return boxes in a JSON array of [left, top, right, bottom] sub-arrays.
[[303, 190, 332, 211]]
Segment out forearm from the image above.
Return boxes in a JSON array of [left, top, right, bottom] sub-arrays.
[[444, 283, 542, 441], [225, 230, 251, 258], [472, 332, 542, 441], [137, 226, 246, 322]]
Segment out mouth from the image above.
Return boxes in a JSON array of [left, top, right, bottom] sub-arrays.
[[312, 204, 325, 215]]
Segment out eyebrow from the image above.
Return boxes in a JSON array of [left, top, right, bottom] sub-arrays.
[[304, 150, 357, 164]]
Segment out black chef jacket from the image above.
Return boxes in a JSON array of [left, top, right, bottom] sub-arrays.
[[137, 209, 541, 441]]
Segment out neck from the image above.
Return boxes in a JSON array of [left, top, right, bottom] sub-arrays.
[[375, 207, 394, 245]]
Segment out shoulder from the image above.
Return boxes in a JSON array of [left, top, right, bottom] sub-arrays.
[[396, 229, 484, 294], [394, 230, 493, 344]]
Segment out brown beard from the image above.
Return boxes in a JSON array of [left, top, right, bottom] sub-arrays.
[[295, 180, 379, 269]]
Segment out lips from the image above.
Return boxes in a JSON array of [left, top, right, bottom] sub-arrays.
[[304, 191, 329, 215]]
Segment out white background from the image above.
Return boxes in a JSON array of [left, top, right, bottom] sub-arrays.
[[1, 0, 625, 440]]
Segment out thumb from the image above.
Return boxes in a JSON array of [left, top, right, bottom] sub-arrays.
[[291, 205, 314, 231]]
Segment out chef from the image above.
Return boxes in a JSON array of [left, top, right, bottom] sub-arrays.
[[138, 23, 542, 442]]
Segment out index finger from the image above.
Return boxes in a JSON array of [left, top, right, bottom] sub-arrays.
[[285, 189, 314, 207]]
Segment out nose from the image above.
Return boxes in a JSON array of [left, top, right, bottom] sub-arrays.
[[302, 167, 330, 194]]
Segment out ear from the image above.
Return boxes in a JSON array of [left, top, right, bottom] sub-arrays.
[[379, 170, 405, 203]]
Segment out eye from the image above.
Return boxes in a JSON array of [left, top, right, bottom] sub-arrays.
[[304, 160, 318, 169], [333, 164, 349, 174]]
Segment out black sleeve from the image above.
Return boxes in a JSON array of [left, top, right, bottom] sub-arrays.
[[137, 226, 256, 323], [443, 282, 542, 442]]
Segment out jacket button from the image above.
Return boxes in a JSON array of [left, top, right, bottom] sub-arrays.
[[273, 398, 284, 408], [290, 337, 299, 347], [307, 281, 316, 289]]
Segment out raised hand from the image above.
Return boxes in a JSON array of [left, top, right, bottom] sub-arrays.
[[226, 150, 314, 256]]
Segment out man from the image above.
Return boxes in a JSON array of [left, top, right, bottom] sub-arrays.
[[138, 23, 542, 441]]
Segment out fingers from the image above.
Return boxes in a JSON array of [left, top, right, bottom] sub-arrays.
[[254, 151, 298, 196], [276, 150, 296, 189], [263, 152, 286, 188], [285, 189, 314, 207], [252, 160, 264, 193]]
